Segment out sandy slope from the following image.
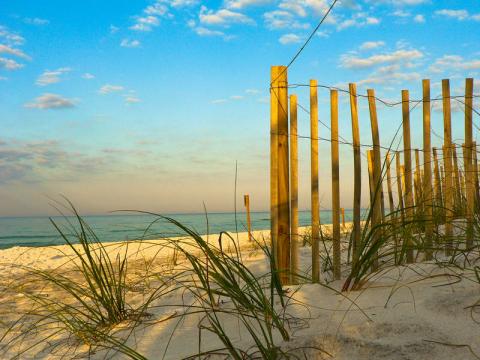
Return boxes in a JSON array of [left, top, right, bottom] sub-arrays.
[[0, 224, 478, 360]]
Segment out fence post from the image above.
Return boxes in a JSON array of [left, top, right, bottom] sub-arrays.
[[402, 90, 414, 263], [442, 79, 454, 255], [433, 147, 443, 217], [386, 152, 395, 216], [349, 83, 361, 267], [465, 78, 474, 248], [396, 152, 405, 223], [473, 142, 480, 213], [452, 144, 462, 215], [367, 89, 382, 269], [310, 79, 320, 283], [270, 66, 279, 267], [244, 195, 252, 242], [423, 79, 433, 260], [331, 89, 341, 280], [290, 94, 299, 283]]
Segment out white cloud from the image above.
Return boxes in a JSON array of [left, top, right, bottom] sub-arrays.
[[194, 26, 227, 37], [124, 95, 141, 104], [263, 10, 309, 30], [130, 15, 160, 31], [24, 18, 49, 26], [279, 33, 302, 45], [144, 3, 169, 16], [211, 99, 227, 104], [199, 6, 255, 26], [230, 95, 243, 100], [340, 49, 424, 69], [337, 13, 380, 30], [414, 14, 425, 23], [226, 0, 271, 9], [0, 44, 30, 59], [110, 25, 119, 34], [25, 93, 76, 109], [0, 57, 23, 70], [99, 84, 125, 94], [82, 73, 95, 80], [245, 88, 260, 94], [435, 9, 469, 21], [0, 76, 7, 81], [0, 26, 25, 46], [120, 38, 141, 48], [430, 54, 480, 73], [35, 67, 71, 86], [359, 41, 385, 51]]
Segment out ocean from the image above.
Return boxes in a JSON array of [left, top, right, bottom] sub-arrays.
[[0, 210, 358, 250]]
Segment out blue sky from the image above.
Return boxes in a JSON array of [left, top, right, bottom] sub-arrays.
[[0, 0, 479, 216]]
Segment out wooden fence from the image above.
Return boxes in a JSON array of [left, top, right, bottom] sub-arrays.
[[270, 65, 478, 285]]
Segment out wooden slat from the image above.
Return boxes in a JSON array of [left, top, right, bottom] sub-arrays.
[[442, 79, 454, 255], [270, 66, 279, 265], [244, 195, 252, 242], [349, 83, 362, 267], [402, 89, 414, 263], [396, 152, 405, 223], [331, 90, 341, 280], [423, 79, 433, 260], [465, 78, 474, 248], [386, 152, 395, 215], [310, 79, 320, 283], [452, 144, 462, 215], [289, 94, 299, 283], [276, 66, 290, 284]]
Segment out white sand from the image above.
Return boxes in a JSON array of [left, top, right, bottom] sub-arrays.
[[0, 223, 479, 360]]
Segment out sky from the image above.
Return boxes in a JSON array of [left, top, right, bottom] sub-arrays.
[[0, 0, 479, 216]]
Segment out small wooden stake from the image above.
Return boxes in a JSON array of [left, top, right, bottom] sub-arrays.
[[349, 83, 361, 267], [290, 94, 299, 282], [244, 195, 252, 242], [386, 152, 395, 216], [433, 147, 443, 212], [396, 152, 405, 223], [452, 144, 462, 215], [310, 79, 320, 283], [330, 90, 341, 280], [341, 208, 346, 228], [402, 89, 414, 263]]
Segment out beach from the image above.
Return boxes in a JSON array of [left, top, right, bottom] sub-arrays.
[[0, 223, 478, 359]]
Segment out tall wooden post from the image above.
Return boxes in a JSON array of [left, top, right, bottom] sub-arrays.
[[310, 79, 320, 283], [423, 79, 433, 260], [290, 94, 299, 283], [402, 90, 414, 263], [442, 79, 454, 255], [465, 78, 474, 248], [270, 66, 279, 265], [244, 195, 252, 242], [331, 90, 341, 280], [367, 89, 382, 269], [349, 83, 361, 267], [271, 65, 290, 284]]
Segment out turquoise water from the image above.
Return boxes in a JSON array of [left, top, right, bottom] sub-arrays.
[[0, 210, 357, 249]]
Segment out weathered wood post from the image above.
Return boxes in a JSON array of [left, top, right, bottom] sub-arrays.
[[310, 79, 320, 283], [402, 90, 414, 263], [396, 152, 405, 223], [270, 66, 279, 266], [465, 78, 474, 248], [349, 83, 361, 267], [386, 152, 395, 216], [367, 89, 382, 269], [331, 89, 341, 280], [423, 79, 433, 260], [244, 195, 252, 242], [290, 94, 299, 283], [442, 79, 454, 255], [270, 65, 290, 284]]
